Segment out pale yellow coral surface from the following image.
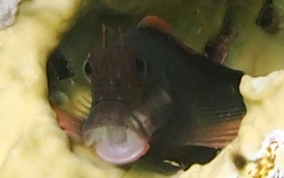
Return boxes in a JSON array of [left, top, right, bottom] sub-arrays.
[[1, 0, 284, 178], [0, 0, 124, 177]]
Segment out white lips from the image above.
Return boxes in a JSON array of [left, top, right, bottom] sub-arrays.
[[84, 126, 150, 165]]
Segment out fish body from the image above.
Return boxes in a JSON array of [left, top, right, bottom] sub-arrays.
[[82, 16, 246, 173]]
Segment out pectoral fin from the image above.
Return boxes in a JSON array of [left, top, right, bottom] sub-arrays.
[[184, 118, 242, 148], [52, 106, 83, 142]]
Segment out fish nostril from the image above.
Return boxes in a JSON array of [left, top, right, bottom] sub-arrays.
[[110, 78, 115, 86]]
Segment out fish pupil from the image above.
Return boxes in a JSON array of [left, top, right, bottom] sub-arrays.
[[133, 57, 147, 76]]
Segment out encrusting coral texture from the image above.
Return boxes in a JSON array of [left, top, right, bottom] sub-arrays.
[[0, 0, 22, 29], [1, 0, 284, 178]]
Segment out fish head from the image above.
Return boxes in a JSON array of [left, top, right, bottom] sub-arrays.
[[82, 17, 173, 165]]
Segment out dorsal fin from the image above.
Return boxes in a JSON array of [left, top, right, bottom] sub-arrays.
[[138, 16, 198, 55], [137, 16, 171, 34]]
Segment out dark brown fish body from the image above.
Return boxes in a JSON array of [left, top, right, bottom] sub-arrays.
[[82, 18, 246, 173]]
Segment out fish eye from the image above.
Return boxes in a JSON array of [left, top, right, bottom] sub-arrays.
[[133, 57, 147, 76], [83, 59, 92, 81]]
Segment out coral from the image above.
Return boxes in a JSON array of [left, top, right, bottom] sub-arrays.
[[179, 71, 284, 178], [0, 0, 124, 177], [0, 0, 22, 29], [1, 0, 284, 178], [60, 0, 284, 80]]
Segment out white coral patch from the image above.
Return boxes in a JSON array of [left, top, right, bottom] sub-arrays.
[[0, 0, 22, 29]]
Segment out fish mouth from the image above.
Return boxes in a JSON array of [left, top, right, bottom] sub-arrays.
[[81, 101, 151, 165], [83, 126, 150, 165], [81, 90, 171, 165]]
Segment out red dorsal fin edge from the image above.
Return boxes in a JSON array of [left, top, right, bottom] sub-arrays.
[[137, 16, 171, 34]]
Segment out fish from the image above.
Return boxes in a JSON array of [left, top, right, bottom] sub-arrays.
[[79, 16, 246, 173], [47, 50, 83, 140], [52, 105, 82, 142]]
